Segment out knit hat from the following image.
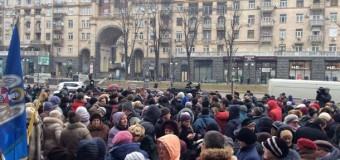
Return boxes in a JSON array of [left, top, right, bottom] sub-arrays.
[[236, 128, 257, 145], [262, 136, 289, 158], [272, 121, 284, 130], [49, 96, 61, 105], [299, 107, 309, 115], [76, 107, 90, 123], [89, 97, 98, 105], [296, 104, 307, 109], [97, 107, 106, 115], [160, 107, 170, 117], [310, 103, 320, 110], [43, 102, 54, 111], [180, 112, 191, 121], [284, 114, 299, 124], [47, 146, 76, 160], [90, 113, 102, 122], [124, 151, 145, 160], [297, 138, 317, 151], [319, 112, 331, 122], [314, 140, 333, 152], [187, 93, 193, 98], [77, 137, 106, 160], [177, 92, 185, 99], [122, 101, 134, 111], [111, 112, 126, 126], [49, 110, 62, 118], [67, 111, 81, 123], [128, 124, 145, 136], [112, 131, 133, 146], [241, 118, 255, 127], [185, 102, 192, 108]]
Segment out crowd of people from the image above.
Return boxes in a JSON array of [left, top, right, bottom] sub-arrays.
[[15, 83, 340, 160]]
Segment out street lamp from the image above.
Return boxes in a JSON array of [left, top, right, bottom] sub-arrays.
[[170, 62, 177, 87]]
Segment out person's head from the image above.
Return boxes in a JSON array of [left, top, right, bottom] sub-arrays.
[[297, 138, 317, 159], [128, 124, 145, 142], [96, 107, 106, 117], [236, 128, 257, 148], [252, 107, 263, 117], [241, 118, 256, 132], [76, 93, 87, 103], [157, 134, 181, 160], [262, 136, 289, 159], [77, 137, 106, 160], [162, 120, 179, 136], [202, 131, 225, 150], [90, 113, 102, 127], [160, 107, 171, 121], [121, 101, 134, 115], [279, 129, 293, 147], [112, 131, 132, 147], [98, 97, 106, 106], [313, 118, 328, 131], [284, 114, 300, 129], [67, 111, 81, 124], [111, 112, 128, 129], [314, 140, 334, 158], [139, 88, 147, 97], [47, 146, 76, 160], [49, 110, 63, 120], [180, 112, 191, 127]]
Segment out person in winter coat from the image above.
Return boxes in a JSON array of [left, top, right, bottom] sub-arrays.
[[106, 131, 149, 160], [267, 100, 282, 122], [283, 114, 300, 132], [178, 112, 196, 151], [107, 112, 128, 149], [122, 101, 141, 127], [262, 136, 300, 160], [139, 105, 161, 139], [155, 107, 171, 138], [297, 138, 317, 160], [49, 96, 64, 117], [235, 128, 261, 160], [39, 101, 54, 120], [295, 118, 328, 141], [161, 120, 188, 159], [88, 113, 110, 142], [225, 105, 242, 140], [42, 110, 64, 156], [76, 137, 107, 160], [315, 140, 340, 160], [194, 107, 219, 138], [26, 106, 43, 160], [157, 134, 181, 160], [214, 105, 229, 135], [89, 96, 107, 115], [76, 106, 90, 126], [59, 111, 92, 156], [71, 93, 87, 111], [277, 126, 297, 150]]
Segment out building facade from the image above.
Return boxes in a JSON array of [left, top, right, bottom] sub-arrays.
[[0, 0, 339, 84]]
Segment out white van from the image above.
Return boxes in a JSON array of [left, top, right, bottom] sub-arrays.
[[268, 79, 340, 103]]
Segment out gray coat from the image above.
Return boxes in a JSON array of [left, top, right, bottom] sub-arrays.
[[60, 122, 92, 155]]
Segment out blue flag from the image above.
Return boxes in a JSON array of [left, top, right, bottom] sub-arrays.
[[0, 24, 27, 159]]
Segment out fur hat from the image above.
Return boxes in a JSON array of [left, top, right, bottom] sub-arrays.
[[128, 124, 145, 136], [236, 128, 257, 145], [43, 102, 54, 111], [97, 107, 106, 115], [49, 110, 62, 118], [262, 136, 289, 158], [26, 107, 39, 122], [180, 112, 191, 121], [112, 131, 132, 146], [90, 113, 102, 122], [319, 112, 332, 122], [47, 146, 76, 160], [162, 120, 179, 135], [77, 137, 106, 160], [284, 114, 299, 124], [124, 152, 145, 160], [297, 138, 317, 151], [67, 111, 81, 123]]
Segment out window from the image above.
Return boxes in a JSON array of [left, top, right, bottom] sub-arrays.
[[46, 21, 51, 28], [203, 3, 212, 15], [217, 2, 226, 14], [177, 4, 183, 12], [203, 17, 211, 25], [296, 14, 303, 22], [247, 30, 255, 38], [279, 29, 286, 39], [203, 31, 211, 40], [176, 18, 183, 26], [135, 19, 144, 27], [68, 32, 73, 40], [312, 44, 319, 52], [289, 61, 310, 80], [217, 45, 224, 53], [330, 13, 338, 21], [139, 32, 143, 40], [56, 47, 62, 53], [176, 46, 182, 53], [5, 34, 10, 41], [86, 33, 90, 40], [81, 33, 86, 40], [103, 9, 109, 14], [233, 30, 239, 39], [46, 33, 51, 40], [248, 15, 255, 24], [329, 44, 337, 52], [163, 47, 170, 53], [81, 20, 90, 28], [203, 46, 210, 53], [26, 34, 30, 40], [217, 30, 225, 40], [80, 7, 91, 15], [329, 28, 338, 37], [296, 0, 304, 7], [176, 31, 182, 40], [331, 0, 338, 6], [234, 1, 240, 10], [25, 21, 30, 29], [189, 3, 198, 15], [150, 46, 155, 53], [68, 45, 73, 53], [249, 0, 255, 9], [35, 9, 41, 15], [280, 0, 287, 7], [234, 15, 240, 25], [68, 8, 74, 15], [280, 14, 287, 23], [68, 20, 73, 28], [296, 29, 303, 38], [46, 9, 52, 16]]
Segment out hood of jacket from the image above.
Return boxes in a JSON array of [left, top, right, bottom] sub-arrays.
[[109, 142, 147, 160], [215, 111, 229, 121], [177, 107, 195, 123], [111, 112, 125, 127], [66, 122, 86, 129], [43, 116, 64, 126], [200, 148, 234, 160], [157, 134, 180, 160], [144, 105, 161, 125], [318, 147, 340, 160], [267, 100, 279, 111]]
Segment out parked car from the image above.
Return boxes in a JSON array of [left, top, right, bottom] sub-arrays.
[[53, 81, 85, 94]]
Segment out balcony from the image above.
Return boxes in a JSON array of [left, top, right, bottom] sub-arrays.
[[189, 24, 196, 31], [310, 19, 324, 26], [261, 4, 274, 12], [260, 20, 274, 27], [216, 23, 225, 30], [54, 2, 64, 7], [310, 35, 323, 42], [53, 25, 64, 32], [274, 51, 340, 57], [260, 36, 272, 43], [53, 38, 63, 44], [310, 3, 324, 10], [53, 13, 64, 19], [0, 51, 49, 56], [202, 24, 212, 30], [35, 27, 41, 33], [217, 38, 224, 44], [161, 38, 171, 43], [161, 9, 171, 16], [201, 38, 211, 43]]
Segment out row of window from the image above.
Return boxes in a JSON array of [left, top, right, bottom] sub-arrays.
[[8, 0, 92, 6]]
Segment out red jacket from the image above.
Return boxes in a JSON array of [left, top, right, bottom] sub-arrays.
[[267, 100, 282, 122], [215, 111, 229, 134], [71, 100, 86, 111]]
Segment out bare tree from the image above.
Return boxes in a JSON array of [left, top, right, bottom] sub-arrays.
[[180, 6, 200, 82], [224, 9, 242, 93], [148, 0, 172, 82], [117, 0, 146, 80]]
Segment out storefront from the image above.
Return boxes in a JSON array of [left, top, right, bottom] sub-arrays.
[[289, 61, 311, 80], [194, 60, 213, 82], [325, 61, 340, 81], [255, 57, 277, 84]]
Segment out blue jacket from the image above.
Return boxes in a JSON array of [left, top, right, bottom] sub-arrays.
[[193, 115, 218, 133], [236, 143, 261, 160], [106, 142, 149, 160]]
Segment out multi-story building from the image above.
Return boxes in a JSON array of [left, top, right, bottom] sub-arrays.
[[0, 0, 339, 84]]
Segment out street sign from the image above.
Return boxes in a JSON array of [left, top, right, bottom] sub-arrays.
[[38, 56, 49, 65]]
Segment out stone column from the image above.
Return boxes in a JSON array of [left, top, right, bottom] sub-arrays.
[[311, 58, 325, 81], [276, 58, 290, 79], [95, 42, 101, 78]]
